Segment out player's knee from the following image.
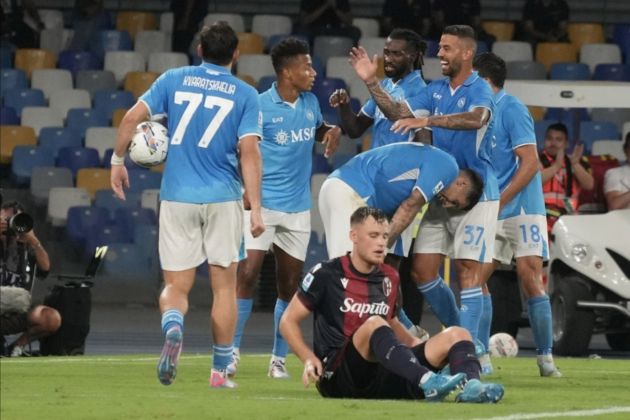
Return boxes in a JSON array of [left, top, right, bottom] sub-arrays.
[[37, 306, 61, 333], [443, 326, 472, 344], [364, 315, 389, 332]]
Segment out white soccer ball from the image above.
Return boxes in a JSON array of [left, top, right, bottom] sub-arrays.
[[128, 121, 169, 167], [489, 332, 519, 357]]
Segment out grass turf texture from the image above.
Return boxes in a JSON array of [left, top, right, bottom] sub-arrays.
[[2, 355, 630, 419]]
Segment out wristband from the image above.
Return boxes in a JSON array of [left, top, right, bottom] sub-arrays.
[[110, 152, 125, 166]]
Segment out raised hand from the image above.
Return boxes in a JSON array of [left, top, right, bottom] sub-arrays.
[[349, 46, 378, 82], [329, 89, 350, 108], [569, 144, 584, 165]]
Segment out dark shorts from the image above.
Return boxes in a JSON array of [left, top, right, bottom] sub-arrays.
[[0, 312, 28, 336], [316, 340, 435, 400]]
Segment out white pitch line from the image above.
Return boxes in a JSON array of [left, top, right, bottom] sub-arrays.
[[0, 354, 271, 364], [474, 406, 630, 420]]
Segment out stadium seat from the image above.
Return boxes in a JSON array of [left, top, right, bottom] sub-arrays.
[[140, 189, 160, 214], [312, 152, 332, 174], [38, 9, 64, 29], [326, 56, 357, 86], [39, 28, 74, 54], [93, 90, 135, 122], [0, 69, 28, 96], [304, 240, 327, 269], [66, 108, 110, 138], [85, 224, 133, 260], [127, 170, 162, 193], [147, 52, 188, 74], [251, 14, 293, 42], [313, 36, 354, 66], [623, 122, 630, 141], [56, 146, 101, 177], [424, 39, 439, 58], [31, 69, 73, 100], [237, 32, 265, 55], [116, 11, 158, 40], [123, 71, 158, 99], [202, 13, 245, 32], [77, 168, 112, 198], [49, 89, 92, 120], [38, 127, 82, 159], [0, 47, 12, 68], [89, 29, 133, 62], [236, 54, 275, 84], [359, 37, 386, 58], [14, 48, 57, 79], [0, 125, 37, 164], [0, 107, 19, 125], [10, 146, 55, 186], [75, 70, 117, 98], [134, 30, 170, 60], [580, 43, 621, 73], [506, 61, 547, 80], [159, 11, 174, 33], [65, 205, 110, 248], [536, 43, 576, 72], [21, 107, 63, 135], [492, 41, 533, 62], [312, 77, 347, 114], [549, 62, 590, 80], [47, 187, 91, 227], [85, 127, 118, 161], [133, 224, 159, 265], [257, 75, 276, 93], [482, 21, 515, 42], [58, 50, 100, 77], [30, 166, 73, 205], [354, 17, 380, 38], [544, 107, 589, 137], [590, 108, 630, 132], [103, 50, 146, 86], [2, 86, 43, 116], [111, 108, 128, 127], [580, 121, 619, 153], [114, 207, 157, 235], [591, 140, 626, 161], [423, 58, 447, 81], [94, 189, 141, 219], [592, 64, 630, 81], [567, 23, 605, 50]]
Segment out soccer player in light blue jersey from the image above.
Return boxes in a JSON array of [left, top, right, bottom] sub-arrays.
[[319, 143, 484, 261], [229, 38, 342, 379], [110, 22, 265, 388], [349, 25, 499, 345], [473, 52, 561, 377]]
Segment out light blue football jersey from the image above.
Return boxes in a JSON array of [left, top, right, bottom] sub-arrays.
[[405, 71, 499, 201], [258, 83, 323, 212], [360, 70, 426, 148], [330, 143, 459, 215], [492, 90, 546, 219], [140, 62, 262, 203]]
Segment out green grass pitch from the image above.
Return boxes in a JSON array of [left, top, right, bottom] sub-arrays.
[[2, 354, 630, 419]]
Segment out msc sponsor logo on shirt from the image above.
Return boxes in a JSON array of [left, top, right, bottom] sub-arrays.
[[273, 127, 316, 145]]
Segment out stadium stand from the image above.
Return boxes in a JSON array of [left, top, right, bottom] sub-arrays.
[[3, 88, 46, 117], [14, 49, 57, 79], [47, 186, 91, 227], [75, 70, 117, 98], [10, 146, 55, 186], [21, 107, 64, 136], [31, 68, 73, 100], [203, 13, 245, 32], [116, 11, 158, 40], [251, 14, 293, 42], [30, 166, 74, 205]]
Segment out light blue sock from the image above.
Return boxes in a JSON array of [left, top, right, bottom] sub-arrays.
[[417, 276, 460, 327], [233, 298, 253, 349], [478, 294, 493, 352], [528, 295, 553, 355], [213, 344, 233, 371], [460, 287, 483, 342], [161, 309, 184, 335], [398, 308, 414, 329], [272, 299, 289, 358]]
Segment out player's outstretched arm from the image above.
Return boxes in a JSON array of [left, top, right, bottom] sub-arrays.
[[111, 102, 150, 200], [316, 124, 342, 158], [500, 144, 540, 210], [393, 107, 490, 134], [280, 295, 323, 387], [387, 189, 426, 249], [329, 89, 373, 138], [239, 136, 265, 238]]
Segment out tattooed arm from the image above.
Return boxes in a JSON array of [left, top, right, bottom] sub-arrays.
[[391, 107, 490, 134]]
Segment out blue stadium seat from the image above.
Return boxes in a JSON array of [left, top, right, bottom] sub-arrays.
[[579, 121, 619, 154], [543, 108, 585, 139], [613, 24, 630, 57], [99, 243, 153, 288], [311, 55, 325, 79], [330, 153, 353, 170], [114, 207, 157, 236], [312, 77, 347, 114], [93, 89, 135, 121], [0, 69, 28, 97], [257, 75, 276, 93], [476, 40, 489, 55], [0, 106, 19, 125], [89, 29, 133, 62], [56, 146, 101, 176], [0, 47, 11, 68], [424, 39, 439, 58], [127, 170, 162, 193], [3, 88, 46, 117], [58, 50, 100, 77], [550, 62, 590, 80], [94, 189, 141, 219], [312, 152, 332, 174], [38, 127, 83, 159], [66, 108, 110, 138], [65, 205, 110, 248], [10, 146, 56, 186], [592, 64, 630, 81], [304, 240, 327, 270], [85, 224, 133, 257], [322, 109, 340, 126]]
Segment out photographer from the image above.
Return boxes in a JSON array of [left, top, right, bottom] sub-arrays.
[[1, 200, 59, 357]]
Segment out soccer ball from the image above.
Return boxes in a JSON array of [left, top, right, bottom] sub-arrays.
[[128, 121, 169, 167], [488, 333, 519, 357]]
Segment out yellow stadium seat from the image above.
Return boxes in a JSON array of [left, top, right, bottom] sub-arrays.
[[567, 23, 604, 50], [14, 49, 57, 79], [238, 74, 256, 87], [482, 21, 515, 42], [116, 11, 157, 40], [535, 42, 577, 72], [237, 32, 265, 55], [0, 126, 37, 164], [528, 106, 545, 122], [124, 71, 159, 99], [76, 168, 112, 199], [112, 108, 128, 127]]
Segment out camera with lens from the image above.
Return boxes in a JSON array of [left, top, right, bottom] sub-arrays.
[[6, 213, 34, 236]]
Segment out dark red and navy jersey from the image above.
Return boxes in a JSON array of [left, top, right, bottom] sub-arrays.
[[297, 254, 402, 370]]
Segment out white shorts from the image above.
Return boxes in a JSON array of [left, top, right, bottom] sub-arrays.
[[244, 208, 310, 261], [159, 200, 243, 270], [494, 214, 549, 264], [413, 200, 499, 263]]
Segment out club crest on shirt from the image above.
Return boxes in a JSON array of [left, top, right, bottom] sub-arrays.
[[274, 129, 289, 145], [305, 110, 314, 121], [457, 98, 466, 108], [382, 277, 392, 297]]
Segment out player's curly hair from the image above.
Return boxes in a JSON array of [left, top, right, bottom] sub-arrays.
[[270, 37, 311, 74], [350, 207, 389, 226], [199, 22, 238, 65], [388, 28, 427, 69]]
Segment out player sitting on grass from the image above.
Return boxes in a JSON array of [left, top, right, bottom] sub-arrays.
[[281, 207, 504, 402]]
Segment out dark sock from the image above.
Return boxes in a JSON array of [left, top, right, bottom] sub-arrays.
[[369, 325, 429, 385], [448, 340, 481, 380]]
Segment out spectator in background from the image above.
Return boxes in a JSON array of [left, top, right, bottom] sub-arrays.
[[604, 133, 630, 210], [381, 0, 431, 38], [1, 0, 43, 48], [431, 0, 495, 46], [68, 0, 111, 51], [518, 0, 569, 46], [295, 0, 361, 46], [170, 0, 207, 54], [540, 122, 594, 233]]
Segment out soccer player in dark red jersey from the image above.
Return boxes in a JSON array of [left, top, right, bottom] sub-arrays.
[[281, 207, 504, 402]]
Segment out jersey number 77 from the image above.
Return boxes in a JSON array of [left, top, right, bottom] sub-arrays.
[[171, 91, 234, 148]]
